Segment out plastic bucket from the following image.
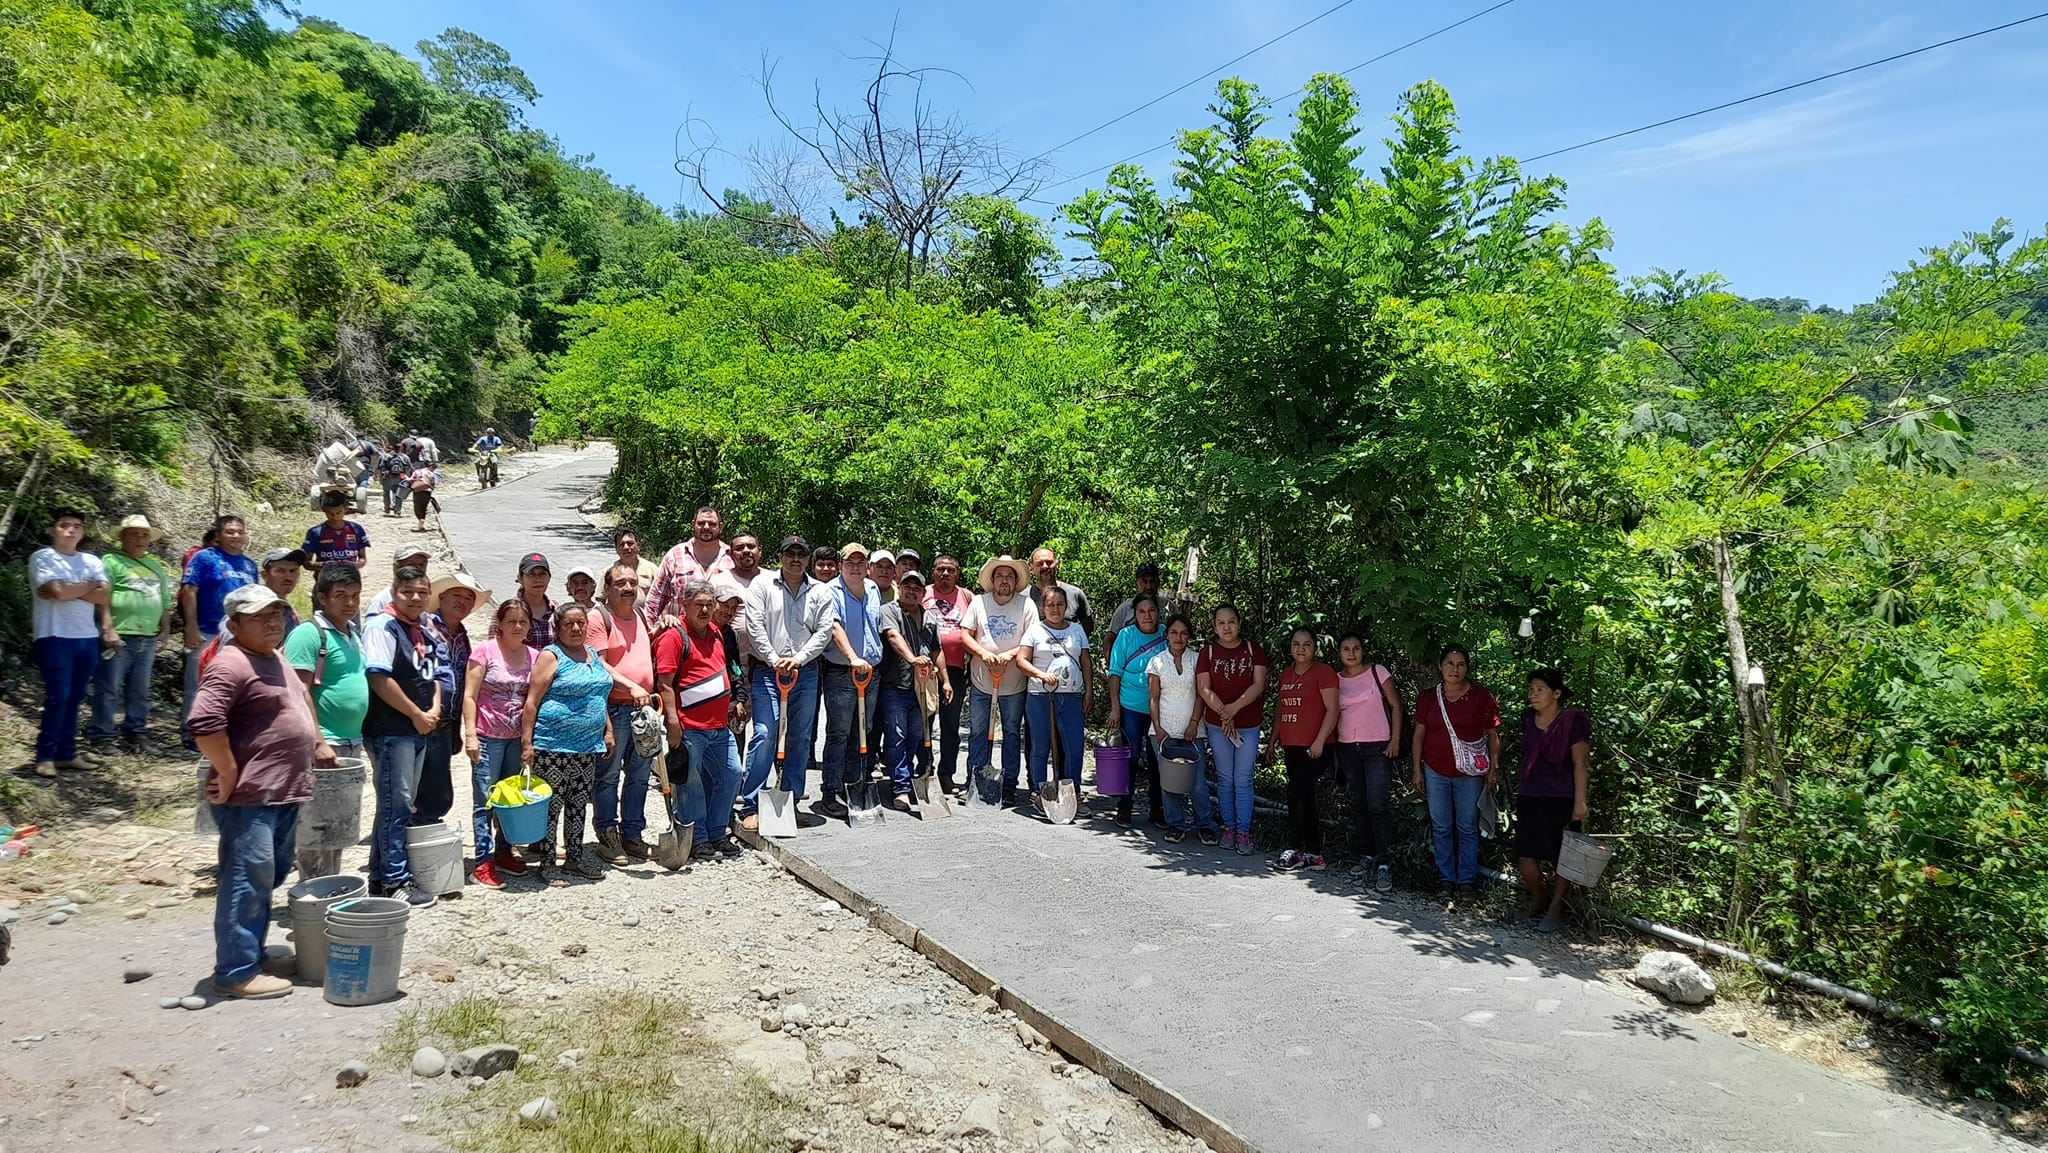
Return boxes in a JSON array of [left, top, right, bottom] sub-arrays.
[[300, 758, 366, 851], [405, 822, 464, 896], [194, 760, 219, 836], [1556, 830, 1614, 887], [490, 791, 550, 847], [287, 874, 368, 984], [1157, 749, 1197, 796], [1093, 746, 1132, 796], [323, 897, 409, 1006]]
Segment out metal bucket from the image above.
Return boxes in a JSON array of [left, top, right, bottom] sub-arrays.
[[300, 758, 366, 851], [1556, 830, 1614, 887], [193, 759, 219, 836]]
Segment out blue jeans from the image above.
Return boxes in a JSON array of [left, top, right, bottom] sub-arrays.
[[34, 636, 98, 763], [820, 664, 878, 801], [593, 703, 653, 840], [89, 635, 158, 743], [1025, 692, 1085, 788], [1207, 723, 1261, 836], [742, 662, 821, 809], [382, 476, 406, 515], [1155, 736, 1215, 832], [367, 733, 427, 890], [470, 736, 521, 857], [967, 688, 1026, 795], [1425, 770, 1485, 885], [212, 803, 297, 987], [675, 727, 742, 843], [879, 685, 927, 794], [1117, 706, 1162, 814]]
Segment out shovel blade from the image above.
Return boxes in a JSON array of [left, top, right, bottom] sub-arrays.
[[759, 788, 799, 838], [1046, 780, 1079, 825], [655, 822, 694, 871], [912, 774, 951, 819], [847, 781, 884, 828]]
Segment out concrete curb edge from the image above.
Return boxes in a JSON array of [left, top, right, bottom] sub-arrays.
[[736, 824, 1257, 1153]]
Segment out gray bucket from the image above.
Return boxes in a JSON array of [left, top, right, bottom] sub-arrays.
[[323, 897, 410, 1006], [194, 759, 219, 836], [300, 758, 366, 851], [405, 821, 464, 896], [287, 874, 368, 985]]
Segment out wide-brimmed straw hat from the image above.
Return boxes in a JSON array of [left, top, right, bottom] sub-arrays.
[[977, 555, 1027, 589], [430, 571, 489, 606], [116, 514, 166, 542]]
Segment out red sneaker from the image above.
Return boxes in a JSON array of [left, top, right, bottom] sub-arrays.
[[493, 844, 528, 875], [470, 861, 504, 889]]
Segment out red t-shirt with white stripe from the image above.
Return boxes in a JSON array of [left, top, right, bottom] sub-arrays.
[[654, 624, 732, 730]]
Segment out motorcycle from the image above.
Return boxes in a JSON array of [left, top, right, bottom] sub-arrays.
[[475, 449, 499, 488]]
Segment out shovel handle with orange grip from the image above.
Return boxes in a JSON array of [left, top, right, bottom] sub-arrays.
[[986, 659, 1006, 741], [851, 664, 872, 755], [774, 665, 798, 765]]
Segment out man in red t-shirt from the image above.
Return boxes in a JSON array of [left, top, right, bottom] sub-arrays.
[[655, 578, 744, 857], [921, 554, 973, 794]]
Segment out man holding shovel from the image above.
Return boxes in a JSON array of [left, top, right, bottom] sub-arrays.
[[819, 543, 884, 820], [960, 556, 1037, 807], [880, 569, 948, 807], [738, 537, 837, 830], [655, 579, 744, 858]]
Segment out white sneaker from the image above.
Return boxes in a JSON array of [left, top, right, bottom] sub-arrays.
[[1275, 849, 1302, 870], [1375, 864, 1393, 893]]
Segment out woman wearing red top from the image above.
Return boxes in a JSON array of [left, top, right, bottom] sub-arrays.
[[1195, 604, 1267, 856], [1409, 644, 1500, 899], [1272, 627, 1339, 871]]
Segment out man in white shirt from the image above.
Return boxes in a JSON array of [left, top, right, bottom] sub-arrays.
[[817, 543, 883, 819], [29, 509, 111, 777], [959, 555, 1037, 806], [737, 536, 837, 828]]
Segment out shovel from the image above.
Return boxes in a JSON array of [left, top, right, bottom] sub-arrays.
[[758, 666, 801, 838], [847, 779, 884, 828], [650, 743, 694, 871], [911, 665, 950, 818], [1037, 690, 1079, 824]]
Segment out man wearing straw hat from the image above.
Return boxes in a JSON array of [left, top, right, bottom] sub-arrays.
[[959, 555, 1038, 807], [89, 514, 175, 754], [412, 572, 487, 837], [190, 583, 317, 1000]]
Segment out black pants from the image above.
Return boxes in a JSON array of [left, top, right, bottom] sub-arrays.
[[1283, 744, 1331, 854], [938, 665, 967, 787], [1115, 707, 1164, 819], [411, 723, 456, 825], [1335, 742, 1395, 859]]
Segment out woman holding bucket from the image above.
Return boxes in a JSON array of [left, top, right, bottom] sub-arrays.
[[463, 599, 536, 889], [1105, 593, 1169, 828], [1273, 627, 1339, 872], [1516, 667, 1590, 932], [1196, 604, 1267, 856], [1148, 615, 1215, 845], [519, 603, 615, 883], [1410, 644, 1500, 902]]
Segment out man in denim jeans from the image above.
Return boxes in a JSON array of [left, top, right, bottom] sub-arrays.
[[189, 584, 316, 1000], [737, 537, 836, 828], [90, 515, 174, 753], [588, 562, 657, 863], [656, 579, 745, 857], [362, 565, 445, 907]]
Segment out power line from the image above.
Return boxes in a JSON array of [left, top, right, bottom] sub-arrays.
[[1522, 9, 2048, 162], [1024, 0, 1364, 165], [1035, 0, 1523, 195]]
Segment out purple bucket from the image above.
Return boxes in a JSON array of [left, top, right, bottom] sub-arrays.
[[1093, 746, 1132, 796]]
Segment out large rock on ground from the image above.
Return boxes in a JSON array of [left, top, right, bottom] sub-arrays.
[[448, 1043, 520, 1080], [731, 1032, 811, 1098], [1631, 950, 1717, 1005]]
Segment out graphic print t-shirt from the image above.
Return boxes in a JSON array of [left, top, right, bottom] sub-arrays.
[[1020, 621, 1089, 694], [959, 593, 1038, 695], [1274, 662, 1338, 747], [1196, 640, 1268, 729]]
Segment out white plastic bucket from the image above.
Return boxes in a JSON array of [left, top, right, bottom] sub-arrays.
[[300, 758, 366, 851], [194, 760, 219, 836], [323, 897, 410, 1006], [1556, 830, 1614, 887], [405, 822, 464, 896], [287, 874, 368, 985]]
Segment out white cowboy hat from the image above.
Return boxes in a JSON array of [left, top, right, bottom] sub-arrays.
[[430, 571, 489, 606], [116, 514, 166, 542], [977, 555, 1027, 590]]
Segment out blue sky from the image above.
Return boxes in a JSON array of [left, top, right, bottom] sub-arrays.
[[299, 0, 2048, 307]]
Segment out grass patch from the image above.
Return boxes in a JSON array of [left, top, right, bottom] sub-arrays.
[[385, 990, 785, 1153]]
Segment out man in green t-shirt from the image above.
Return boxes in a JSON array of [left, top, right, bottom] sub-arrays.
[[283, 562, 369, 880], [89, 515, 175, 751]]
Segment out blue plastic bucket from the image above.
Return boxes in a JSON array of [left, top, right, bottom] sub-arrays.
[[492, 795, 548, 845]]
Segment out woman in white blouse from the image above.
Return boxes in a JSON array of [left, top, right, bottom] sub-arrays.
[[1147, 616, 1216, 845]]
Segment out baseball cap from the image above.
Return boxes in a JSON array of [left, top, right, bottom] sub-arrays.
[[895, 547, 921, 564], [566, 564, 599, 586], [896, 568, 927, 588], [1135, 561, 1161, 577], [394, 543, 432, 562], [261, 548, 309, 568], [518, 552, 551, 574], [778, 536, 809, 555], [222, 584, 288, 618], [839, 542, 870, 560], [869, 549, 895, 565]]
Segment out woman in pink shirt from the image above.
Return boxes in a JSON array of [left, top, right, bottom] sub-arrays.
[[1333, 632, 1403, 893], [463, 599, 536, 888]]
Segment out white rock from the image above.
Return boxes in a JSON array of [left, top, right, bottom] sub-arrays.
[[410, 1047, 446, 1078], [1630, 950, 1717, 1005], [944, 1096, 1002, 1139], [516, 1096, 557, 1128], [1016, 1021, 1048, 1050]]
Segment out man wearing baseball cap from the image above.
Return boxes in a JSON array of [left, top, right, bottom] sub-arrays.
[[260, 548, 307, 632], [1102, 560, 1177, 643], [189, 583, 317, 999], [364, 542, 432, 615], [868, 549, 898, 605], [737, 535, 838, 827], [893, 548, 923, 585]]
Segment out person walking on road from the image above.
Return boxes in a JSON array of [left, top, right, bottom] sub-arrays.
[[1148, 615, 1215, 844], [738, 537, 836, 828], [819, 543, 883, 819], [90, 515, 174, 754], [376, 441, 411, 518], [1105, 593, 1169, 827], [1273, 627, 1339, 871], [190, 584, 316, 1001], [1334, 632, 1402, 893], [587, 562, 657, 863], [879, 569, 946, 804], [362, 564, 447, 907], [647, 506, 733, 623], [923, 555, 972, 797], [30, 509, 112, 777], [283, 563, 368, 880], [520, 603, 615, 882], [960, 555, 1037, 806], [1411, 644, 1500, 900], [463, 598, 537, 888], [1196, 604, 1268, 856], [1516, 667, 1591, 932], [407, 458, 438, 532], [655, 579, 745, 858], [1016, 585, 1091, 799]]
